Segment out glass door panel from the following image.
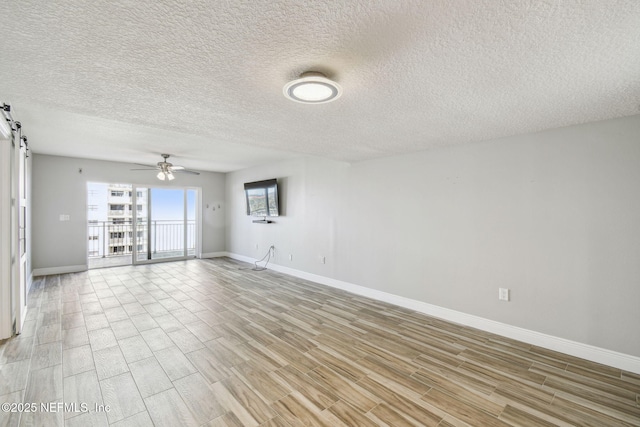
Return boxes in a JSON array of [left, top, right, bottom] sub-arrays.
[[87, 183, 137, 268], [133, 186, 198, 264], [150, 188, 186, 260]]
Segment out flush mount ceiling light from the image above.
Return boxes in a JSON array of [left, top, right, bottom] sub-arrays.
[[283, 72, 342, 104]]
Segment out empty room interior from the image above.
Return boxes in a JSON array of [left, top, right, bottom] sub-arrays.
[[1, 1, 639, 426]]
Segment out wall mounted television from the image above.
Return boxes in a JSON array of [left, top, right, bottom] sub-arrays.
[[244, 179, 279, 218]]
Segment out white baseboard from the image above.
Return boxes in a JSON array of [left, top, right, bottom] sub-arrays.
[[32, 264, 87, 277], [225, 252, 640, 374], [201, 252, 228, 259]]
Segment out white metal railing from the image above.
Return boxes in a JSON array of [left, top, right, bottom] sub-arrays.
[[88, 220, 196, 258]]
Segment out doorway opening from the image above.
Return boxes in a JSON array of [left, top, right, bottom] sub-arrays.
[[87, 183, 198, 269]]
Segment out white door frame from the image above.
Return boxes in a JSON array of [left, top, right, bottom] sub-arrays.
[[0, 136, 13, 339], [0, 116, 27, 338], [15, 140, 28, 333]]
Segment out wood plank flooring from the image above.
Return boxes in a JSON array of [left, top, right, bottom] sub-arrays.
[[0, 257, 638, 426]]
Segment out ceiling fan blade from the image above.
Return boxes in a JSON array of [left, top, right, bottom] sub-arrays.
[[133, 155, 199, 176], [173, 169, 200, 175]]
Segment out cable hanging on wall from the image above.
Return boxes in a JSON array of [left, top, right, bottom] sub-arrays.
[[239, 245, 274, 272], [1, 104, 29, 157]]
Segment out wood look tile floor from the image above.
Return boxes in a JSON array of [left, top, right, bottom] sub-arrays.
[[1, 258, 638, 427]]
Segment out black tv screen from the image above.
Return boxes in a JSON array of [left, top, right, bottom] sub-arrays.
[[244, 179, 279, 217]]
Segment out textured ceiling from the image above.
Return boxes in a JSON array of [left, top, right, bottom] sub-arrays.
[[1, 0, 639, 172]]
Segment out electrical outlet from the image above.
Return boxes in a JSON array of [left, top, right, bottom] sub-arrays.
[[270, 246, 275, 256], [498, 288, 510, 301], [255, 243, 259, 250], [320, 256, 326, 264], [288, 254, 292, 261]]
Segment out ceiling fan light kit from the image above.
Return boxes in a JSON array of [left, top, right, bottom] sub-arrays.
[[283, 71, 342, 104], [130, 154, 200, 180], [156, 170, 174, 181]]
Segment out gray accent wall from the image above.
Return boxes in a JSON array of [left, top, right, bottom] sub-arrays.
[[32, 154, 226, 270], [226, 115, 640, 357]]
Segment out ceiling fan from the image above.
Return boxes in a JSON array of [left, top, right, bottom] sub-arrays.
[[131, 154, 200, 181]]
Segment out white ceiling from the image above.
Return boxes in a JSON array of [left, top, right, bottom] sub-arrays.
[[1, 0, 639, 172]]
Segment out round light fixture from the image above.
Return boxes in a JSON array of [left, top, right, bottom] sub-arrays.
[[283, 72, 342, 104]]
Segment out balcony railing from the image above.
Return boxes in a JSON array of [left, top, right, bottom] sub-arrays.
[[88, 220, 196, 258]]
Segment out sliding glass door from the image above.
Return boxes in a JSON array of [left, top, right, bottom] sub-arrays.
[[133, 187, 198, 263]]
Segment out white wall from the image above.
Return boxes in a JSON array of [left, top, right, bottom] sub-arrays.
[[226, 115, 640, 358], [226, 156, 350, 276], [32, 154, 226, 271]]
